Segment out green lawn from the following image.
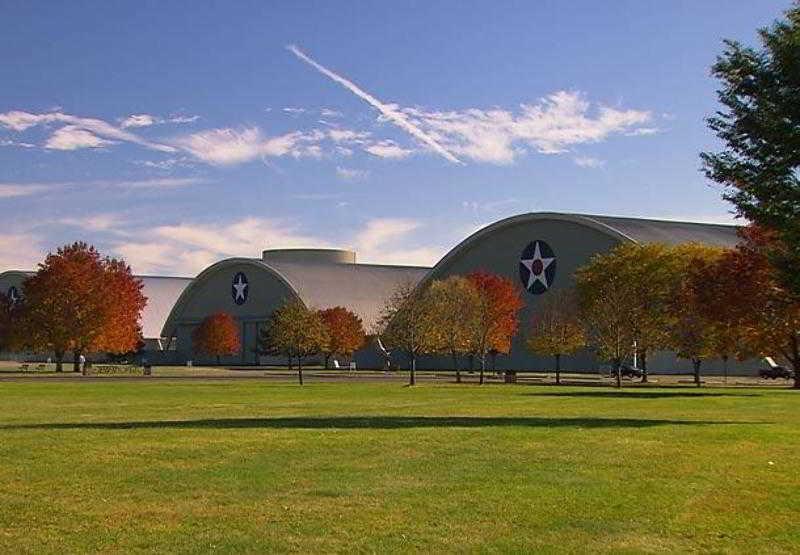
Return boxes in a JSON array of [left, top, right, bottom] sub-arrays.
[[0, 380, 797, 553]]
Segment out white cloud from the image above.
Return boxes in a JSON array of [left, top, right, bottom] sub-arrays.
[[0, 138, 36, 148], [0, 233, 45, 270], [0, 183, 53, 198], [573, 156, 605, 168], [403, 91, 652, 164], [120, 114, 159, 128], [0, 110, 176, 152], [288, 44, 462, 164], [113, 217, 329, 274], [45, 126, 114, 150], [172, 127, 323, 165], [336, 166, 369, 180], [120, 113, 200, 128], [364, 140, 413, 159], [320, 108, 343, 118], [109, 177, 206, 189], [58, 213, 121, 232], [282, 107, 307, 115]]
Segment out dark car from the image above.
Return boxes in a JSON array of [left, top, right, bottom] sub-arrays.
[[759, 366, 793, 380], [598, 364, 643, 380]]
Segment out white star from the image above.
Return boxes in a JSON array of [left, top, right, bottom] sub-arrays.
[[233, 275, 247, 301], [520, 242, 555, 290]]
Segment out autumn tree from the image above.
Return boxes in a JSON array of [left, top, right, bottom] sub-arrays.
[[192, 312, 241, 364], [708, 227, 800, 387], [20, 243, 146, 372], [525, 289, 586, 384], [666, 244, 726, 387], [318, 306, 366, 368], [426, 276, 480, 383], [259, 299, 328, 385], [576, 254, 637, 388], [378, 281, 437, 386], [701, 3, 800, 298], [466, 271, 524, 385]]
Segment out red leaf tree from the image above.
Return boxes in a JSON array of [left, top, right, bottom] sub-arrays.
[[704, 227, 800, 387], [466, 271, 524, 384], [192, 312, 241, 364], [318, 306, 366, 368], [20, 242, 147, 372]]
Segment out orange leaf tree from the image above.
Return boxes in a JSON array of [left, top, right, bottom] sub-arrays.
[[318, 306, 366, 368], [20, 242, 147, 372], [192, 312, 241, 364], [466, 271, 524, 384]]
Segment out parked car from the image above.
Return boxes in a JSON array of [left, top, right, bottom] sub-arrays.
[[598, 364, 643, 380], [759, 366, 793, 380]]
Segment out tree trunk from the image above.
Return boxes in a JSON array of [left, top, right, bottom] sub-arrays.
[[790, 334, 799, 389], [469, 354, 474, 372], [409, 354, 416, 386], [216, 354, 220, 366], [287, 356, 293, 370], [640, 350, 648, 383], [693, 358, 702, 387], [722, 354, 729, 385], [54, 350, 64, 372], [555, 353, 561, 385], [452, 352, 461, 383], [614, 358, 621, 389], [324, 354, 330, 369], [479, 354, 486, 385], [72, 350, 80, 373], [298, 357, 304, 385]]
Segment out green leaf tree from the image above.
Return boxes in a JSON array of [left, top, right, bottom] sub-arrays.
[[525, 289, 586, 385], [259, 299, 328, 385], [701, 3, 800, 298]]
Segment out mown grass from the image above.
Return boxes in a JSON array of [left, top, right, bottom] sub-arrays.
[[0, 380, 797, 553]]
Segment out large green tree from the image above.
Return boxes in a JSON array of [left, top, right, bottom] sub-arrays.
[[701, 3, 800, 298]]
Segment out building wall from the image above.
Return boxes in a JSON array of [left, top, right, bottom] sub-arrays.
[[165, 260, 298, 365], [415, 216, 757, 376]]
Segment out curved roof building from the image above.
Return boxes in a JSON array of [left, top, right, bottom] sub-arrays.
[[161, 248, 429, 365], [2, 212, 747, 373]]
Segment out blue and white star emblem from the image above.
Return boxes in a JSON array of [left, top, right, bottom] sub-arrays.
[[231, 272, 248, 305], [519, 240, 556, 295]]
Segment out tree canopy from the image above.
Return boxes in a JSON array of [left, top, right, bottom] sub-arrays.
[[259, 299, 328, 385], [19, 242, 146, 371], [426, 276, 480, 383], [701, 3, 800, 297], [318, 306, 366, 368], [192, 312, 241, 363], [526, 288, 585, 384], [466, 271, 523, 384]]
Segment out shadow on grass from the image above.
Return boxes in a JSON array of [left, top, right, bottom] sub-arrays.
[[524, 391, 760, 399], [0, 415, 759, 431]]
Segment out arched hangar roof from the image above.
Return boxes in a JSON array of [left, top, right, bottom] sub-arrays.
[[0, 270, 192, 340], [424, 212, 740, 282], [161, 256, 429, 337]]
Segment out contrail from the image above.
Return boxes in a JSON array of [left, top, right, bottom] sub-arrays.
[[287, 44, 462, 164]]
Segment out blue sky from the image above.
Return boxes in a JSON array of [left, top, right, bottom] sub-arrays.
[[0, 1, 790, 274]]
